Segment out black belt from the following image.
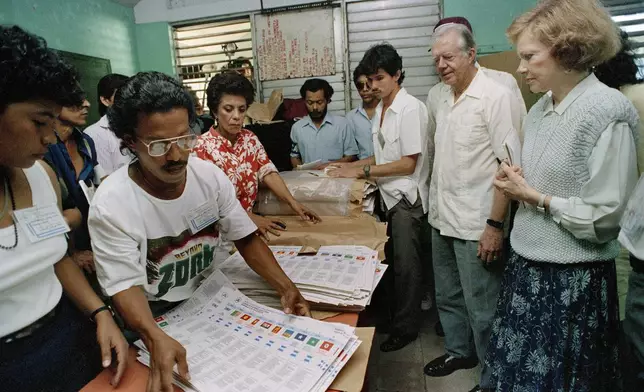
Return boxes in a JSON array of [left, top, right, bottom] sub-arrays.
[[631, 254, 644, 274], [1, 306, 58, 344]]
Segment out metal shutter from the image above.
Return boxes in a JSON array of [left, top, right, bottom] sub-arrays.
[[259, 6, 347, 116], [173, 18, 254, 112], [347, 0, 441, 109], [603, 0, 644, 72]]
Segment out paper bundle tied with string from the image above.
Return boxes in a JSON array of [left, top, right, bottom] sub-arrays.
[[246, 88, 284, 123]]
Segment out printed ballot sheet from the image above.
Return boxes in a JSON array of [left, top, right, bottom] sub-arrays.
[[135, 270, 360, 392], [218, 245, 387, 310]]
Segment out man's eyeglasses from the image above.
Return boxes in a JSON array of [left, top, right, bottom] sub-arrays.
[[141, 134, 198, 157]]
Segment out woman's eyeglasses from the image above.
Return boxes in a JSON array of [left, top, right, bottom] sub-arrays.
[[141, 134, 198, 157]]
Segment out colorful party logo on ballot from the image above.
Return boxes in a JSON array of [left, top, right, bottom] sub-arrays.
[[272, 326, 282, 334], [307, 337, 320, 347], [320, 341, 334, 351], [230, 310, 241, 317], [283, 329, 294, 338], [252, 319, 260, 325], [241, 314, 251, 321], [261, 322, 272, 329], [295, 333, 307, 342], [154, 316, 165, 323]]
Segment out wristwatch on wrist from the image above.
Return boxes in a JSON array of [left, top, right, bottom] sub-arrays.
[[363, 164, 371, 179], [537, 193, 547, 214], [486, 218, 504, 230]]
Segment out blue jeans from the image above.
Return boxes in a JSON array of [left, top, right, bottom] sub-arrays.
[[431, 227, 501, 385]]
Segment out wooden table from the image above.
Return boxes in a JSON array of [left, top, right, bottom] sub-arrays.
[[81, 313, 360, 392]]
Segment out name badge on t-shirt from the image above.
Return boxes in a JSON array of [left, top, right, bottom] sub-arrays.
[[12, 204, 70, 243], [185, 201, 220, 235]]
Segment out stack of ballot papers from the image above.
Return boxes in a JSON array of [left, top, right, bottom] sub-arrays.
[[218, 245, 388, 312], [134, 269, 362, 392]]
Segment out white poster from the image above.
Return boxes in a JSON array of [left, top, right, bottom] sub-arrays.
[[255, 8, 336, 81]]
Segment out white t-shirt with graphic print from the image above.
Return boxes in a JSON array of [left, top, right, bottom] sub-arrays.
[[88, 156, 257, 302]]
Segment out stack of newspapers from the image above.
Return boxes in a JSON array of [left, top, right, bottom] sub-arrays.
[[218, 245, 388, 312], [134, 270, 361, 392]]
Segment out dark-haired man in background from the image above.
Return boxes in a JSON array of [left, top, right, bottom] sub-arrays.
[[328, 44, 431, 353], [84, 73, 131, 175], [88, 71, 311, 392], [290, 78, 358, 169]]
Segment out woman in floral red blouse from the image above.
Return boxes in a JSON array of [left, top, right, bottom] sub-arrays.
[[194, 71, 320, 240]]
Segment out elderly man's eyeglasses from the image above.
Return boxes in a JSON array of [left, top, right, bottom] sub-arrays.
[[141, 134, 198, 157]]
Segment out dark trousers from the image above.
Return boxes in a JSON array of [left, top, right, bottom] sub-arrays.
[[0, 295, 103, 392], [383, 195, 430, 336]]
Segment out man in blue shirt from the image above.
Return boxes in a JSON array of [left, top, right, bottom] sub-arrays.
[[290, 79, 358, 169], [346, 65, 379, 160]]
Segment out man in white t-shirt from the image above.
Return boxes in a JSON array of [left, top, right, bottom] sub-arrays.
[[88, 72, 310, 392], [328, 44, 431, 353]]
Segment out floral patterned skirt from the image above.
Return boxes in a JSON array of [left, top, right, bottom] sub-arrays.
[[484, 249, 621, 392]]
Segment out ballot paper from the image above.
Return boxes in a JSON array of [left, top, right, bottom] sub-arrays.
[[134, 270, 361, 392], [218, 245, 387, 311]]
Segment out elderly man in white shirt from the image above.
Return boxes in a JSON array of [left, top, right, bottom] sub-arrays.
[[328, 43, 431, 353], [422, 23, 523, 390]]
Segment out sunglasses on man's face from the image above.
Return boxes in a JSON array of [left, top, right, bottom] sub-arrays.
[[140, 134, 198, 157], [356, 82, 371, 91]]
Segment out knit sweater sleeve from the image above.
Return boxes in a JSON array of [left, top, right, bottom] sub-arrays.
[[549, 121, 639, 243]]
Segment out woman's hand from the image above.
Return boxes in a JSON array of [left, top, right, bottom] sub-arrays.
[[279, 284, 312, 317], [493, 162, 538, 204], [72, 250, 96, 274], [250, 213, 287, 241], [289, 201, 321, 223], [142, 329, 189, 392], [95, 311, 129, 387]]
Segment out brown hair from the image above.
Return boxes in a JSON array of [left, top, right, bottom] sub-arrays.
[[507, 0, 621, 71]]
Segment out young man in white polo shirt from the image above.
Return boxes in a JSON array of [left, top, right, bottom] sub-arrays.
[[88, 72, 310, 392], [328, 43, 431, 352]]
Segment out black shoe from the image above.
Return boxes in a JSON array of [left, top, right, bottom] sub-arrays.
[[380, 333, 418, 352], [424, 354, 478, 377], [435, 320, 445, 337]]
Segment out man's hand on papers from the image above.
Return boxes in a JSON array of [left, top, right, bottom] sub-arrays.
[[95, 310, 129, 387], [280, 284, 312, 317], [290, 201, 322, 223], [143, 330, 190, 392]]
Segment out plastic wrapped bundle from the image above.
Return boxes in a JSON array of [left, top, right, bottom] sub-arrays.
[[254, 171, 375, 217]]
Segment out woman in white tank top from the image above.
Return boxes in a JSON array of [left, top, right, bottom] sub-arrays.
[[0, 26, 128, 392]]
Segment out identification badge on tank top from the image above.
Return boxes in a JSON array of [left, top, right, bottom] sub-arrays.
[[185, 201, 220, 235], [12, 203, 70, 243]]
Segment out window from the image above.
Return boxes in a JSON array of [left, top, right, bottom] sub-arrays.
[[604, 0, 644, 76], [173, 18, 254, 112]]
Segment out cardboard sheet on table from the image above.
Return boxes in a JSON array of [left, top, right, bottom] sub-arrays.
[[267, 214, 387, 259], [329, 327, 375, 392]]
